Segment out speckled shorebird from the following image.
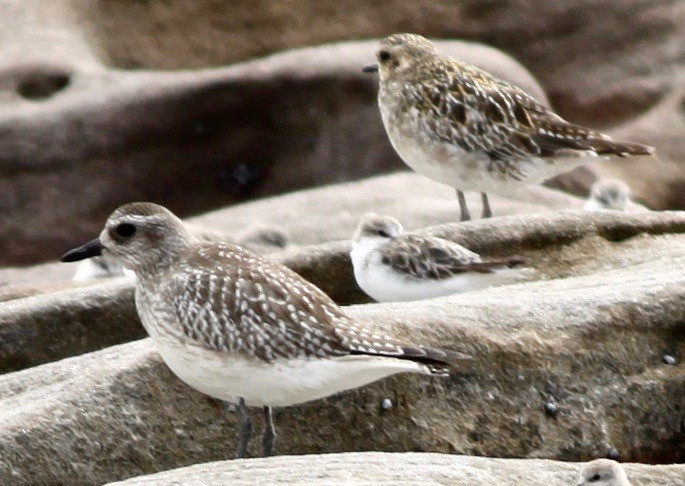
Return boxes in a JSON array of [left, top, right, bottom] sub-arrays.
[[583, 179, 645, 212], [363, 33, 655, 221], [351, 213, 524, 302], [61, 202, 468, 458], [577, 459, 630, 486]]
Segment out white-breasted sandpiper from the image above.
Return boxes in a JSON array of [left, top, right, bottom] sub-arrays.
[[583, 178, 647, 212], [350, 213, 525, 302], [577, 459, 630, 486]]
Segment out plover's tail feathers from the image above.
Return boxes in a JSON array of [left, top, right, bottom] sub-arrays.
[[350, 345, 470, 376], [530, 114, 655, 158], [336, 319, 471, 376], [571, 135, 655, 157], [392, 344, 472, 376]]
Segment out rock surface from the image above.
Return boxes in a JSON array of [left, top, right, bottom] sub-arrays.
[[69, 1, 683, 128], [106, 452, 685, 486], [0, 33, 546, 266], [3, 0, 685, 264], [0, 172, 581, 289], [0, 207, 683, 484], [0, 171, 655, 374], [1, 4, 684, 482]]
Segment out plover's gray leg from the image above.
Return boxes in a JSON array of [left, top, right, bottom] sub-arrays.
[[262, 406, 276, 457], [481, 192, 493, 218], [456, 190, 471, 221], [236, 397, 252, 459]]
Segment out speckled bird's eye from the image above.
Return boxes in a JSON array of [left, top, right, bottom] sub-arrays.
[[115, 223, 136, 238]]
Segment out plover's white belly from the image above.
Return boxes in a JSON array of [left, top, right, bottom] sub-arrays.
[[150, 334, 427, 407], [136, 283, 427, 408], [357, 255, 521, 303], [381, 106, 592, 192]]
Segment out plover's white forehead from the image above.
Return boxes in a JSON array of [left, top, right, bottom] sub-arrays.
[[105, 202, 184, 235], [109, 202, 175, 221]]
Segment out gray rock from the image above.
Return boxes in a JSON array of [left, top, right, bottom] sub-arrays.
[[68, 1, 682, 130], [0, 184, 681, 373], [106, 452, 685, 485], [0, 207, 683, 483], [0, 27, 546, 266]]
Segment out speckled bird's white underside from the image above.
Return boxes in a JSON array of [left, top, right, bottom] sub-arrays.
[[149, 330, 429, 407], [383, 107, 596, 194]]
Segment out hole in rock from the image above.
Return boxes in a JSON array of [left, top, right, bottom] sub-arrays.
[[17, 69, 71, 100], [597, 227, 639, 243]]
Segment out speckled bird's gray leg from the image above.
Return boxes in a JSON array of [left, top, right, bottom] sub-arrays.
[[262, 406, 276, 457], [236, 397, 252, 459], [481, 192, 493, 218], [456, 189, 471, 221]]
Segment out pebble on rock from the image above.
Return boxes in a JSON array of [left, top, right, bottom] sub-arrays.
[[663, 354, 676, 365], [544, 402, 558, 417]]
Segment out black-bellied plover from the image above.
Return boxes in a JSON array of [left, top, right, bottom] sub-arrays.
[[363, 33, 655, 221], [350, 213, 525, 302], [583, 179, 646, 212], [577, 459, 630, 486], [61, 203, 468, 458]]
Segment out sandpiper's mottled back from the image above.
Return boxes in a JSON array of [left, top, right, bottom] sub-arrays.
[[61, 202, 468, 458], [364, 33, 655, 221]]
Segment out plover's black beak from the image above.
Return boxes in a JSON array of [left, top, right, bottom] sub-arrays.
[[362, 63, 379, 73], [61, 238, 103, 262]]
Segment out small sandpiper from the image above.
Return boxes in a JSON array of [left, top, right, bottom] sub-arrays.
[[583, 178, 647, 212], [72, 256, 135, 282], [363, 33, 655, 221], [577, 459, 630, 486], [61, 203, 468, 458], [350, 213, 525, 302]]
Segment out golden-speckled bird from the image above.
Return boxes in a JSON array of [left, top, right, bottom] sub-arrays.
[[364, 33, 654, 221]]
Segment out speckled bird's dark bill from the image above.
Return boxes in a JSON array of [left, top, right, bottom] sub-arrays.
[[61, 238, 103, 262]]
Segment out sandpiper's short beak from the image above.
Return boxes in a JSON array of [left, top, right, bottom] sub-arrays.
[[61, 238, 103, 262], [362, 63, 379, 73]]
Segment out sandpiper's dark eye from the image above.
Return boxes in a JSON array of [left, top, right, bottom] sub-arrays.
[[115, 223, 136, 238], [589, 473, 601, 482], [378, 229, 391, 238], [379, 50, 391, 62]]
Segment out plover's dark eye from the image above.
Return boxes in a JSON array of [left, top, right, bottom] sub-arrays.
[[378, 229, 391, 238], [115, 223, 136, 238], [589, 473, 601, 482], [379, 50, 391, 62]]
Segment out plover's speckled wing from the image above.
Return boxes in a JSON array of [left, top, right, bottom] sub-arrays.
[[165, 242, 455, 370], [164, 242, 347, 362], [380, 234, 522, 281], [410, 59, 654, 168]]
